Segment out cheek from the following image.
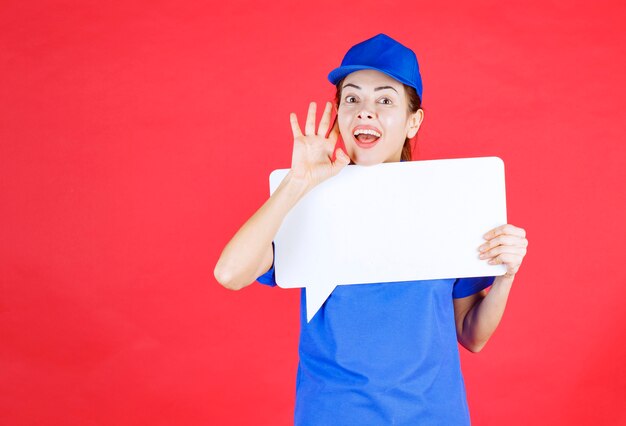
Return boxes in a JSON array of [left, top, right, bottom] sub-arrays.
[[384, 114, 409, 135], [337, 115, 352, 142]]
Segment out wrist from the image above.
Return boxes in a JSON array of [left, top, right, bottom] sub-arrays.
[[493, 274, 515, 287], [280, 171, 312, 200]]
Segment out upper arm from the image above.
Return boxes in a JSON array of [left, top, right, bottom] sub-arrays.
[[453, 289, 488, 338], [451, 275, 495, 336], [254, 243, 274, 279], [254, 243, 277, 287], [221, 243, 275, 290]]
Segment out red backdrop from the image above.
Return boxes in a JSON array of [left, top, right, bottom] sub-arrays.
[[2, 1, 625, 425]]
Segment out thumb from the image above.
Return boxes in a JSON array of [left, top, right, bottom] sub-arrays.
[[330, 148, 350, 175]]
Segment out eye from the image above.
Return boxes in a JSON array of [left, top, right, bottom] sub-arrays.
[[379, 98, 392, 105], [344, 95, 357, 103]]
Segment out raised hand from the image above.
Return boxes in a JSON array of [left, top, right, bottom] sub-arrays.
[[288, 101, 350, 191], [479, 224, 528, 279]]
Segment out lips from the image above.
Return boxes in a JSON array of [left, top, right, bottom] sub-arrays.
[[352, 125, 382, 149]]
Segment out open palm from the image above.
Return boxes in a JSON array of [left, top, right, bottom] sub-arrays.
[[289, 101, 350, 190]]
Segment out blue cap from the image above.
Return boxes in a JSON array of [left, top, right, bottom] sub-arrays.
[[328, 33, 423, 101]]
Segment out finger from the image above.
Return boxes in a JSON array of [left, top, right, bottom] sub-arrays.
[[483, 224, 526, 240], [317, 101, 332, 136], [488, 253, 522, 272], [478, 235, 528, 252], [479, 245, 526, 260], [327, 113, 340, 142], [290, 112, 303, 138], [305, 101, 316, 136], [325, 120, 340, 157]]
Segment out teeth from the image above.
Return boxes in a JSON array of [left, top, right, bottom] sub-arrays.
[[354, 128, 381, 137]]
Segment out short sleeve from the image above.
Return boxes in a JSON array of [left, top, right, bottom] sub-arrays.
[[256, 242, 277, 287], [452, 276, 495, 298]]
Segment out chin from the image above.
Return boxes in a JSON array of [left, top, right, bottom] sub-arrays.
[[355, 159, 380, 166], [350, 152, 385, 166], [346, 145, 402, 166]]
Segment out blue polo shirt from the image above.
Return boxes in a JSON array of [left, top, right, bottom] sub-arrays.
[[257, 249, 495, 426]]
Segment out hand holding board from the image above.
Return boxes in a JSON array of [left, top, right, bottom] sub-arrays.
[[269, 157, 508, 322]]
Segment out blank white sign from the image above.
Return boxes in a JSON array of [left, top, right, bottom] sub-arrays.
[[269, 156, 508, 322]]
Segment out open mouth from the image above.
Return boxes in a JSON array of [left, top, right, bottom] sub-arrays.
[[353, 127, 382, 149]]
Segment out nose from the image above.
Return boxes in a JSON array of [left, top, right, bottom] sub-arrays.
[[357, 108, 376, 120]]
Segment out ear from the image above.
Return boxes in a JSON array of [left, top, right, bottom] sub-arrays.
[[406, 108, 424, 139]]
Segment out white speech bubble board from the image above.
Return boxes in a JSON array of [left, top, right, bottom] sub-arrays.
[[269, 156, 507, 322]]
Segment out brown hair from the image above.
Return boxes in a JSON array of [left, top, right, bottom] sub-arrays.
[[334, 78, 423, 161]]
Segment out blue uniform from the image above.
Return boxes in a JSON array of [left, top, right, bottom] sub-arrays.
[[257, 248, 495, 426]]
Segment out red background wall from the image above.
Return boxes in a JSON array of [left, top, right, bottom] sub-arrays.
[[2, 1, 625, 425]]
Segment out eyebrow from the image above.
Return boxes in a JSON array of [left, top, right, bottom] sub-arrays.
[[342, 83, 398, 93]]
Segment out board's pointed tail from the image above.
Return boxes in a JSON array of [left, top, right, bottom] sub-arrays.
[[306, 282, 337, 322]]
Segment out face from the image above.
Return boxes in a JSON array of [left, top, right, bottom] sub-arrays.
[[337, 69, 423, 166]]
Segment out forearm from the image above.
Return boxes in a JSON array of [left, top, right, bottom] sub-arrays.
[[214, 173, 310, 290], [459, 275, 515, 352]]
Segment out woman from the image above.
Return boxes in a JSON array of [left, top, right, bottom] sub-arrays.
[[215, 33, 528, 425]]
